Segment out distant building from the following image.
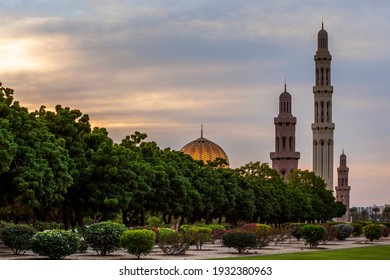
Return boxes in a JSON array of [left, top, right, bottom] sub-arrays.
[[270, 84, 300, 179], [353, 205, 388, 221]]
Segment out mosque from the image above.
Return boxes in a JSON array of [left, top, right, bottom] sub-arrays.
[[180, 23, 351, 222]]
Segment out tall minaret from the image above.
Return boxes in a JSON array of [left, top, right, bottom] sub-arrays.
[[270, 83, 300, 179], [335, 151, 351, 222], [312, 22, 335, 190]]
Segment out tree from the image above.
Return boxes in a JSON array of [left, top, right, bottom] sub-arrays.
[[372, 206, 380, 221], [35, 105, 108, 228], [236, 162, 286, 224], [0, 84, 73, 222], [382, 206, 390, 221], [287, 169, 342, 222], [349, 207, 358, 222]]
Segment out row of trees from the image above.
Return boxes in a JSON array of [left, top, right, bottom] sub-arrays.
[[349, 206, 390, 222], [0, 83, 345, 228]]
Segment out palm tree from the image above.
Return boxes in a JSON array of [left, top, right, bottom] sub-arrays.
[[372, 206, 380, 221], [382, 206, 390, 221], [349, 207, 357, 222]]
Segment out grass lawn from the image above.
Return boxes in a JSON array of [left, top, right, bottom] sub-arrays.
[[213, 245, 390, 260]]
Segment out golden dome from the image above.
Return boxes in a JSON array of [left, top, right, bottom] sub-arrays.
[[180, 126, 229, 167]]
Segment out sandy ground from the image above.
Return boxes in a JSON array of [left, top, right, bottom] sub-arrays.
[[1, 236, 389, 260]]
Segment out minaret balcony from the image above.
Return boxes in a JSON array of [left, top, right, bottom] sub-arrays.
[[311, 123, 335, 130], [270, 151, 300, 160], [312, 85, 333, 93]]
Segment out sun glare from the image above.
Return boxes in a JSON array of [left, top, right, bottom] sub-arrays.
[[0, 39, 47, 71]]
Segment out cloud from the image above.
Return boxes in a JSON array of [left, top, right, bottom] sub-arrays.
[[1, 0, 390, 206]]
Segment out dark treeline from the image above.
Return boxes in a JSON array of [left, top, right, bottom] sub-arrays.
[[0, 84, 345, 228]]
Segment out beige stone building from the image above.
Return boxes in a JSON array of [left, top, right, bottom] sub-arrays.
[[270, 84, 300, 179], [312, 23, 335, 191], [335, 151, 351, 222]]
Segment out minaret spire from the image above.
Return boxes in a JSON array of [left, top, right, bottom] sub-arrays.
[[335, 151, 351, 222], [312, 22, 334, 190], [284, 77, 287, 92], [271, 84, 300, 179]]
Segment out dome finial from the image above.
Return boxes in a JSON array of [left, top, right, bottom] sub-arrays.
[[201, 124, 204, 138], [322, 18, 324, 30], [284, 77, 287, 92]]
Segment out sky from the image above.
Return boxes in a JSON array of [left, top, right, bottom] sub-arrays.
[[0, 0, 389, 207]]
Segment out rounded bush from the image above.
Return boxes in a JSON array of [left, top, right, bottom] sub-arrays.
[[157, 227, 176, 236], [240, 223, 271, 248], [179, 225, 212, 250], [211, 229, 227, 243], [120, 229, 156, 259], [204, 224, 226, 243], [156, 227, 175, 243], [380, 225, 390, 238], [301, 225, 326, 248], [332, 224, 354, 240], [205, 224, 226, 231], [255, 224, 272, 248], [363, 224, 383, 242], [351, 223, 363, 236], [84, 221, 126, 255], [31, 230, 80, 259], [0, 224, 37, 255], [222, 230, 257, 254], [289, 223, 304, 241], [321, 224, 337, 244], [158, 230, 191, 255]]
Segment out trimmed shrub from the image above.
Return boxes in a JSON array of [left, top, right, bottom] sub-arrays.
[[31, 230, 80, 259], [84, 221, 126, 255], [288, 223, 304, 241], [351, 223, 364, 236], [240, 223, 258, 232], [321, 224, 337, 244], [78, 239, 88, 253], [205, 224, 226, 231], [240, 223, 272, 248], [380, 222, 390, 228], [332, 224, 354, 240], [380, 225, 390, 237], [0, 224, 37, 255], [120, 229, 156, 259], [158, 230, 191, 255], [222, 230, 257, 254], [269, 226, 289, 246], [157, 227, 176, 235], [179, 225, 212, 250], [0, 221, 13, 230], [358, 221, 373, 227], [255, 224, 272, 248], [363, 224, 383, 242], [211, 228, 227, 243], [301, 225, 326, 248], [204, 224, 226, 243]]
